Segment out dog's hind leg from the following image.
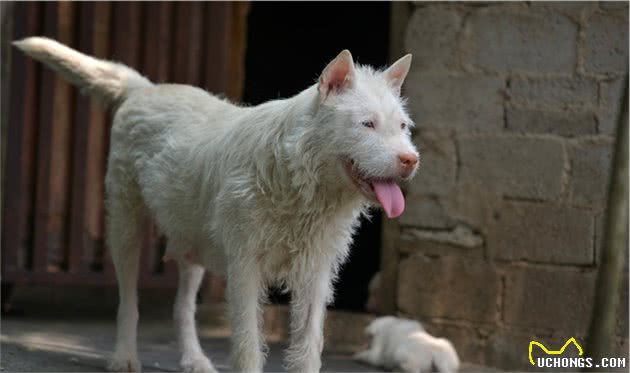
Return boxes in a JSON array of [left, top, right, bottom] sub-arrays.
[[174, 260, 217, 373], [106, 170, 143, 372]]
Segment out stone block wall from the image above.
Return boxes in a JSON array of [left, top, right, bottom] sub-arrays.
[[399, 2, 628, 369]]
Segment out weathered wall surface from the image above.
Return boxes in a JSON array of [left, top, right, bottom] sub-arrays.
[[399, 2, 628, 369]]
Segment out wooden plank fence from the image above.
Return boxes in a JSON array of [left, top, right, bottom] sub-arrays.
[[2, 2, 248, 291]]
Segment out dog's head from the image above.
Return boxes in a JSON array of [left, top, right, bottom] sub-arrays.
[[313, 50, 419, 218]]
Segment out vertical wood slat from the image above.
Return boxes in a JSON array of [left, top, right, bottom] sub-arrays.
[[2, 2, 41, 271], [172, 2, 203, 85], [51, 1, 76, 270], [111, 2, 142, 65], [204, 2, 231, 95], [86, 2, 112, 272], [32, 2, 58, 273], [226, 3, 250, 101], [143, 2, 172, 83], [187, 2, 204, 87], [2, 1, 22, 270], [0, 1, 14, 187], [171, 2, 187, 83], [67, 2, 94, 273], [31, 2, 76, 272], [20, 2, 43, 269]]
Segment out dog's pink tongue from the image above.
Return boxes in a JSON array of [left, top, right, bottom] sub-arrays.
[[372, 181, 405, 218]]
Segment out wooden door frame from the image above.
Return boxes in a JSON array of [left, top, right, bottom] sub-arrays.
[[379, 1, 414, 315]]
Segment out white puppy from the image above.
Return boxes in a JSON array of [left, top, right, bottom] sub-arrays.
[[355, 316, 460, 373], [14, 37, 419, 373]]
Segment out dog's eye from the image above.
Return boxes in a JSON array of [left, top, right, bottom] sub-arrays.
[[401, 123, 407, 130], [362, 121, 375, 129]]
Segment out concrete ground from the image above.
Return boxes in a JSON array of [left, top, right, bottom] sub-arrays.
[[0, 286, 371, 373], [1, 316, 375, 373], [0, 286, 495, 372]]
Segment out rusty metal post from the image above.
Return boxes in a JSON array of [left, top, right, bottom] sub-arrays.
[[585, 75, 628, 371]]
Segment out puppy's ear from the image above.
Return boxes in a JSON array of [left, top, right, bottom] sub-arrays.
[[384, 54, 412, 95], [319, 50, 355, 100]]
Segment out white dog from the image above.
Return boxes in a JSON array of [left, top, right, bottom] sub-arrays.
[[355, 316, 460, 373], [15, 37, 419, 373]]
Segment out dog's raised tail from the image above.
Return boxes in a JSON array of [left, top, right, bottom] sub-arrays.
[[13, 36, 151, 105]]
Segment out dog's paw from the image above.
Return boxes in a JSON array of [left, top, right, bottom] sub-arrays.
[[107, 354, 141, 372], [181, 355, 218, 373]]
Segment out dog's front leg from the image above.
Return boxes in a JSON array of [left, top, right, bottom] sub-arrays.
[[285, 270, 333, 373], [226, 259, 266, 373]]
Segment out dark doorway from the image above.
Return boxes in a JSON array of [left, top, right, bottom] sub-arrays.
[[242, 2, 390, 311]]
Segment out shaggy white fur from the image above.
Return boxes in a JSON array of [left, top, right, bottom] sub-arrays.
[[355, 316, 460, 373], [14, 37, 419, 373]]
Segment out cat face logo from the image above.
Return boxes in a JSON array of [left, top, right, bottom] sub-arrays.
[[528, 337, 584, 366]]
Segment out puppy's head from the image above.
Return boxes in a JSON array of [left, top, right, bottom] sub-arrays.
[[314, 50, 419, 218]]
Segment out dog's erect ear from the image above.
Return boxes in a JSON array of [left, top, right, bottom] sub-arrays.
[[384, 54, 412, 95], [319, 50, 355, 100]]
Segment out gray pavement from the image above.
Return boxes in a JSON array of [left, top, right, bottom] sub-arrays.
[[1, 316, 375, 373], [1, 286, 375, 372], [0, 286, 496, 372]]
